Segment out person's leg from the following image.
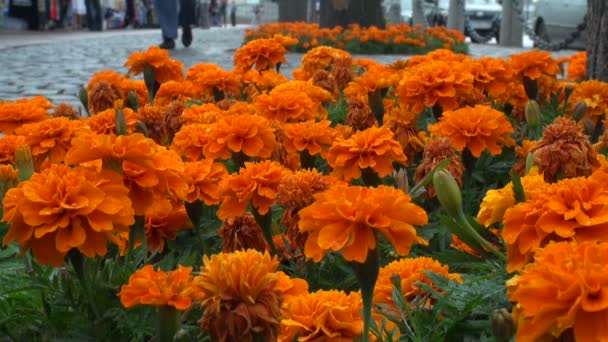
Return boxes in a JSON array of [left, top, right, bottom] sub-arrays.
[[84, 0, 95, 29], [92, 0, 102, 30], [155, 0, 178, 47], [179, 0, 195, 46]]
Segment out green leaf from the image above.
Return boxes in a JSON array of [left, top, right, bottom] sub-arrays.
[[511, 172, 526, 203]]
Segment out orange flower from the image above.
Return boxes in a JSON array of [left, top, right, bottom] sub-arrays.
[[279, 290, 365, 342], [86, 107, 138, 135], [241, 69, 289, 95], [566, 51, 586, 81], [0, 135, 27, 165], [171, 123, 209, 161], [429, 105, 515, 158], [203, 114, 276, 160], [124, 46, 184, 83], [294, 45, 352, 82], [52, 102, 79, 119], [275, 271, 309, 304], [531, 117, 599, 183], [397, 61, 474, 114], [415, 137, 464, 198], [184, 159, 227, 205], [0, 164, 19, 197], [218, 212, 267, 252], [469, 57, 515, 99], [2, 164, 134, 266], [88, 80, 121, 114], [118, 265, 193, 310], [186, 63, 241, 97], [345, 96, 377, 131], [344, 64, 401, 99], [282, 119, 336, 157], [502, 170, 608, 272], [0, 97, 52, 134], [234, 38, 288, 72], [569, 80, 608, 121], [191, 249, 282, 342], [298, 185, 428, 263], [15, 117, 84, 166], [373, 257, 462, 310], [273, 80, 333, 116], [253, 88, 317, 123], [509, 50, 560, 80], [181, 103, 223, 125], [217, 160, 288, 219], [507, 241, 608, 342], [143, 201, 192, 253], [326, 126, 407, 181], [153, 80, 195, 106], [405, 48, 470, 68]]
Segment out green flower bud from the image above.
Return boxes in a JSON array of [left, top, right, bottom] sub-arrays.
[[525, 100, 541, 129], [393, 168, 409, 193], [15, 146, 34, 182], [79, 86, 89, 115], [135, 120, 149, 138], [115, 108, 127, 136], [126, 91, 139, 112], [433, 169, 463, 218], [572, 101, 587, 122], [492, 308, 515, 342]]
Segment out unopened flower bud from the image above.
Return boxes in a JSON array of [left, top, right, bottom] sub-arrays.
[[79, 86, 89, 115], [15, 146, 34, 182], [393, 168, 409, 193], [525, 100, 541, 129], [115, 109, 127, 136], [492, 308, 515, 342], [126, 91, 139, 112], [135, 120, 149, 137], [433, 169, 463, 218], [572, 101, 587, 121]]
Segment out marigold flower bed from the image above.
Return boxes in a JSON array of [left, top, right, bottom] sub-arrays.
[[1, 34, 607, 341]]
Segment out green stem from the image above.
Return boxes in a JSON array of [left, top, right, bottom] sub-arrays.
[[252, 208, 277, 255], [67, 249, 101, 319], [351, 247, 380, 342], [368, 89, 385, 126], [361, 168, 381, 187], [232, 151, 249, 171], [455, 210, 506, 261], [157, 305, 180, 342], [299, 150, 316, 170]]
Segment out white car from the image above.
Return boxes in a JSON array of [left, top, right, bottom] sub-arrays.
[[426, 0, 502, 42], [532, 0, 587, 49]]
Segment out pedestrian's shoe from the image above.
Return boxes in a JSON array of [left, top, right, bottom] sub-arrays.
[[159, 37, 176, 50], [182, 25, 192, 47]]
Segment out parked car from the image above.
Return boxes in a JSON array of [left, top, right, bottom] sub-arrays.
[[532, 0, 587, 49], [426, 0, 501, 43]]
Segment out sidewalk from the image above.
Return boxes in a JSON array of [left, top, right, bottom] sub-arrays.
[[0, 26, 578, 108]]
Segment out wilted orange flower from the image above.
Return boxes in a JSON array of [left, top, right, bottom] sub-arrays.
[[203, 114, 276, 160], [0, 135, 27, 165], [186, 63, 241, 97], [86, 107, 138, 135], [191, 249, 282, 342], [373, 257, 462, 310], [311, 69, 339, 97], [88, 80, 121, 114], [0, 97, 52, 134], [502, 170, 608, 272], [253, 88, 316, 123], [566, 51, 586, 81], [234, 38, 288, 72], [279, 290, 365, 341], [217, 160, 288, 219], [171, 123, 209, 161], [136, 104, 165, 143], [384, 105, 425, 162], [124, 46, 184, 83], [469, 57, 515, 99], [143, 201, 192, 253], [507, 241, 608, 342], [118, 265, 193, 310], [282, 120, 336, 157], [569, 80, 608, 121], [53, 103, 79, 119], [2, 164, 134, 266], [345, 96, 377, 131], [429, 105, 515, 158], [299, 185, 428, 263], [414, 137, 464, 198], [477, 168, 547, 227], [184, 159, 227, 205], [397, 61, 474, 113], [218, 212, 267, 252], [15, 117, 84, 167], [531, 117, 599, 183], [326, 126, 407, 181], [509, 50, 560, 80]]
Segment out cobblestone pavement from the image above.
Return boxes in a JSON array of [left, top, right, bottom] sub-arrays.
[[0, 26, 579, 108]]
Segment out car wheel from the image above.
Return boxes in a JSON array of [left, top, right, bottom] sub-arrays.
[[534, 20, 551, 47]]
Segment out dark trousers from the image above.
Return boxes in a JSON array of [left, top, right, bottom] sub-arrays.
[[155, 0, 196, 39], [84, 0, 102, 30]]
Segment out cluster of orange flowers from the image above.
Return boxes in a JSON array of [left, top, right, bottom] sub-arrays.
[[244, 22, 465, 53]]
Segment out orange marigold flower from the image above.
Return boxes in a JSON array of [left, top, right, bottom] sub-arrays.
[[88, 70, 128, 97], [253, 88, 317, 123], [191, 249, 282, 342], [507, 241, 608, 342], [203, 114, 276, 160], [0, 97, 52, 134], [118, 265, 193, 310], [405, 48, 470, 68], [137, 104, 165, 143], [429, 105, 515, 158], [512, 139, 537, 176], [15, 117, 85, 167], [282, 119, 336, 157], [53, 102, 79, 119], [345, 96, 377, 131], [241, 69, 289, 95], [124, 46, 184, 83], [88, 79, 121, 114], [181, 103, 222, 125], [143, 201, 192, 253], [414, 137, 464, 198], [279, 290, 366, 341], [154, 80, 195, 106], [469, 57, 515, 99], [171, 123, 209, 161], [184, 159, 227, 205], [234, 38, 288, 72], [326, 126, 407, 181], [311, 69, 339, 97], [569, 80, 608, 121], [218, 212, 267, 252], [0, 135, 27, 165], [397, 61, 474, 114], [295, 45, 352, 81], [0, 164, 19, 197], [502, 170, 608, 272], [509, 50, 560, 80], [217, 160, 288, 219], [1, 164, 134, 266], [566, 51, 586, 81], [298, 185, 428, 263], [384, 105, 425, 162], [373, 257, 462, 310], [86, 107, 138, 135], [531, 117, 599, 183], [186, 63, 241, 97], [273, 80, 333, 108], [344, 64, 401, 99], [275, 271, 308, 304]]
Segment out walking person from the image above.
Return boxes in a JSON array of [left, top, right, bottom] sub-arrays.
[[155, 0, 197, 49], [219, 0, 227, 27], [229, 0, 236, 26], [209, 0, 218, 26], [84, 0, 102, 30]]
